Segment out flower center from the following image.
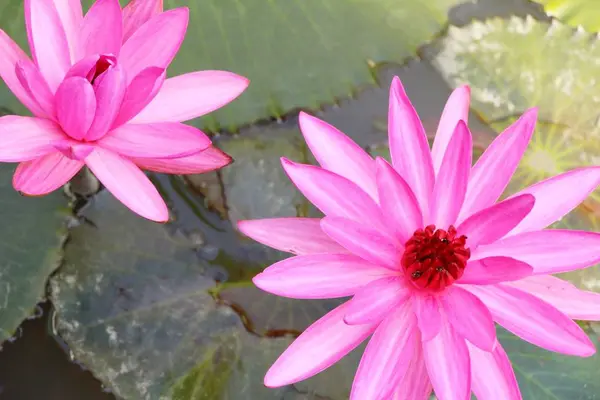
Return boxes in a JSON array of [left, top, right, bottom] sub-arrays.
[[401, 225, 470, 292], [87, 55, 115, 84]]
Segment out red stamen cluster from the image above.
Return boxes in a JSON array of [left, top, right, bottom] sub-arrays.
[[401, 225, 470, 292]]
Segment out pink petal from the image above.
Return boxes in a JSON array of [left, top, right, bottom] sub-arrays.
[[63, 54, 102, 81], [457, 194, 535, 248], [509, 275, 600, 321], [388, 77, 435, 217], [472, 230, 600, 274], [85, 64, 127, 141], [391, 342, 432, 400], [0, 116, 64, 161], [376, 157, 423, 244], [79, 0, 123, 58], [431, 86, 470, 176], [25, 0, 71, 92], [459, 257, 533, 285], [344, 276, 409, 325], [15, 60, 55, 119], [320, 216, 401, 270], [430, 120, 472, 228], [52, 0, 83, 63], [423, 320, 471, 400], [99, 122, 211, 159], [459, 108, 538, 222], [281, 159, 389, 233], [130, 145, 231, 174], [253, 254, 392, 299], [55, 77, 96, 141], [122, 0, 164, 42], [507, 167, 600, 236], [468, 341, 521, 400], [13, 152, 84, 195], [350, 302, 417, 400], [413, 294, 442, 342], [54, 141, 94, 161], [441, 286, 496, 351], [131, 70, 250, 123], [264, 301, 375, 387], [112, 67, 166, 127], [237, 217, 348, 255], [85, 148, 169, 222], [298, 112, 377, 199], [119, 8, 189, 84], [0, 30, 45, 116], [464, 284, 595, 356]]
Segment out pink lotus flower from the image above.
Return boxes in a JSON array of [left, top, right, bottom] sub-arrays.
[[0, 0, 249, 222], [239, 77, 600, 399]]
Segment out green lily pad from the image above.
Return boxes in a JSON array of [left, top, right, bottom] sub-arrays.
[[430, 16, 600, 292], [2, 0, 464, 130], [532, 0, 600, 32], [0, 163, 69, 343]]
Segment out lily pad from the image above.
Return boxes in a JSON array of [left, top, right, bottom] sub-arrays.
[[0, 163, 69, 343], [532, 0, 600, 32], [430, 16, 600, 291]]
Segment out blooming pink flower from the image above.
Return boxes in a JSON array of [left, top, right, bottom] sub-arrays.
[[239, 77, 600, 399], [0, 0, 249, 221]]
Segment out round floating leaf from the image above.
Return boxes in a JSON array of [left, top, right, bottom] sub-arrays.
[[2, 0, 463, 130], [430, 16, 600, 292], [0, 163, 69, 343], [532, 0, 600, 32]]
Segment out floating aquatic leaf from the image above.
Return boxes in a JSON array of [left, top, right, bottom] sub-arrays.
[[532, 0, 600, 32]]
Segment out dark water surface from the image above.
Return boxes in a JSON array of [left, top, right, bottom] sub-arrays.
[[0, 1, 545, 399]]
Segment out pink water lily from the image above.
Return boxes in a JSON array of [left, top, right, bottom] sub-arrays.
[[239, 77, 600, 399], [0, 0, 249, 221]]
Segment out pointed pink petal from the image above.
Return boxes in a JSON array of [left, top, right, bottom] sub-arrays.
[[237, 218, 348, 255], [423, 320, 471, 400], [413, 294, 442, 342], [120, 8, 189, 84], [350, 302, 417, 400], [54, 140, 94, 161], [472, 230, 600, 274], [253, 254, 392, 299], [130, 146, 231, 174], [13, 152, 83, 195], [131, 70, 250, 123], [264, 301, 375, 387], [391, 341, 432, 400], [85, 64, 127, 141], [509, 275, 600, 321], [0, 30, 45, 116], [25, 0, 71, 92], [441, 286, 496, 351], [55, 77, 96, 141], [469, 341, 521, 400], [432, 86, 470, 176], [344, 276, 409, 325], [122, 0, 164, 42], [376, 157, 423, 244], [459, 108, 538, 222], [430, 120, 472, 228], [459, 257, 532, 285], [79, 0, 123, 58], [464, 284, 595, 356], [85, 148, 169, 222], [99, 122, 211, 159], [52, 0, 83, 63], [281, 159, 389, 233], [15, 60, 55, 119], [507, 167, 600, 236], [298, 112, 377, 199], [113, 67, 166, 127], [0, 116, 64, 161], [458, 194, 535, 248], [320, 216, 401, 270], [388, 77, 434, 217]]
